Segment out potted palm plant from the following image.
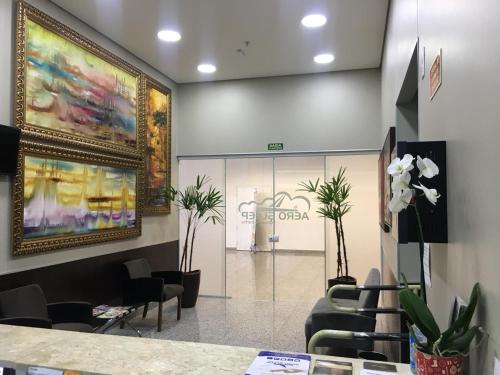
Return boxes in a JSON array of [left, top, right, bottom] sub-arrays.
[[166, 175, 223, 308], [299, 167, 355, 288], [400, 280, 482, 375]]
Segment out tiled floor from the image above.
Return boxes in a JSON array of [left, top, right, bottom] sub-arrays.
[[108, 297, 316, 353], [108, 250, 326, 353], [106, 250, 397, 360]]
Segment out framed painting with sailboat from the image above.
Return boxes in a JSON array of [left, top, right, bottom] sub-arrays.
[[12, 140, 143, 256], [15, 1, 144, 158]]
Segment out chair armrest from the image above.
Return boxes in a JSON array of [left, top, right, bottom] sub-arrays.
[[331, 288, 361, 300], [327, 284, 417, 313], [47, 302, 93, 325], [123, 277, 164, 304], [311, 311, 376, 334], [357, 307, 404, 314], [327, 285, 359, 313], [309, 312, 376, 353], [308, 329, 408, 354], [151, 271, 183, 285], [0, 316, 52, 329]]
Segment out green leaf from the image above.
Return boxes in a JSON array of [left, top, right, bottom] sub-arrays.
[[297, 178, 319, 193], [400, 289, 441, 345], [441, 326, 480, 356], [440, 283, 480, 347]]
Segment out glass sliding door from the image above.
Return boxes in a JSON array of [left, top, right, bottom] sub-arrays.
[[178, 153, 380, 303], [225, 158, 274, 301], [274, 156, 325, 302], [225, 156, 326, 302]]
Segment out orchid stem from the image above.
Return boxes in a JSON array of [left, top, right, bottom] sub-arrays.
[[412, 202, 427, 303]]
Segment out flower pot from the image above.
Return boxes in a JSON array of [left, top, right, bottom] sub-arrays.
[[181, 270, 201, 308], [416, 350, 463, 375], [327, 276, 357, 298]]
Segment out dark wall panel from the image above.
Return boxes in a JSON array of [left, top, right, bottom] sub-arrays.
[[0, 241, 178, 305]]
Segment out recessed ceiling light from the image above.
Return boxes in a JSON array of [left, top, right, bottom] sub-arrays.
[[301, 14, 327, 28], [157, 30, 181, 42], [314, 53, 335, 64], [197, 64, 217, 73]]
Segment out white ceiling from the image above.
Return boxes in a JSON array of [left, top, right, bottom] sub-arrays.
[[49, 0, 389, 83]]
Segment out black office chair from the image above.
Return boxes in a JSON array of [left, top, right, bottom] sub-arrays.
[[305, 268, 382, 355], [0, 284, 93, 332], [305, 268, 420, 358], [122, 258, 184, 332]]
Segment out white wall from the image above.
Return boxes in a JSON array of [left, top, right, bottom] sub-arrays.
[[0, 0, 178, 275], [178, 69, 381, 155], [382, 1, 500, 373]]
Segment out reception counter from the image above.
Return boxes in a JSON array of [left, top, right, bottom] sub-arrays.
[[0, 325, 412, 374]]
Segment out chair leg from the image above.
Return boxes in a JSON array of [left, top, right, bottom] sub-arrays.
[[142, 302, 149, 319], [177, 296, 182, 320], [157, 301, 163, 332]]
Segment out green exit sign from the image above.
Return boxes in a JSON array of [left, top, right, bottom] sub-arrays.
[[268, 143, 284, 151]]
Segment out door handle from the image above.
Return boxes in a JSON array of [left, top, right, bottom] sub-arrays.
[[268, 234, 279, 243]]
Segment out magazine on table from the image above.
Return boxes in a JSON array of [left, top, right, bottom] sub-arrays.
[[93, 305, 131, 318], [245, 351, 311, 375]]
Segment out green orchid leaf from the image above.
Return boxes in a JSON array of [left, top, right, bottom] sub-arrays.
[[400, 288, 441, 344], [441, 326, 480, 356], [441, 283, 480, 346]]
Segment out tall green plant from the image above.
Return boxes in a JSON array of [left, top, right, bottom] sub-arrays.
[[166, 175, 224, 273], [298, 167, 352, 278], [400, 279, 482, 356]]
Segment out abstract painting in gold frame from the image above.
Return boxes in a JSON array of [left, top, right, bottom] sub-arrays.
[[12, 140, 143, 256], [143, 75, 171, 215], [15, 1, 144, 159]]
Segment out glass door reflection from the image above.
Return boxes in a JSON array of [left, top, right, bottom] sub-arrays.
[[274, 156, 326, 302], [225, 158, 274, 301]]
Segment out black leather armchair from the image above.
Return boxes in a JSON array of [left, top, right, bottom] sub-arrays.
[[0, 284, 93, 332], [122, 258, 184, 332], [305, 268, 382, 355]]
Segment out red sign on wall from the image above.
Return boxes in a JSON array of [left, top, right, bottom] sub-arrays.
[[430, 49, 442, 100]]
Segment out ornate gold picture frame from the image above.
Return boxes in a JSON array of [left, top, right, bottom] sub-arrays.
[[15, 1, 144, 159], [143, 75, 172, 215], [13, 140, 143, 256]]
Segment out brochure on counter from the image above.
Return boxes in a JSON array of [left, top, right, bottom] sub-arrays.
[[312, 359, 353, 374], [360, 361, 398, 375], [245, 351, 311, 375]]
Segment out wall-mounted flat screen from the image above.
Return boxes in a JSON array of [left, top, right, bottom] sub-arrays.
[[0, 125, 20, 175]]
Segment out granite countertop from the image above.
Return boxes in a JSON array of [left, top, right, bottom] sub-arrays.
[[0, 325, 412, 374]]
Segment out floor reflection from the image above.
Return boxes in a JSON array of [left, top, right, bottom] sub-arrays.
[[226, 249, 325, 302]]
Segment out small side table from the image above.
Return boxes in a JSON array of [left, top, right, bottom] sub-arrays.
[[92, 305, 142, 337]]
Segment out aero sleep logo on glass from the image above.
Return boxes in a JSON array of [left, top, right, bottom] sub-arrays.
[[238, 192, 311, 224]]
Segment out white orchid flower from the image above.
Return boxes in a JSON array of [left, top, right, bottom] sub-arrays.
[[413, 183, 440, 205], [416, 156, 439, 178], [391, 171, 411, 191], [389, 188, 413, 213], [387, 154, 414, 176]]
